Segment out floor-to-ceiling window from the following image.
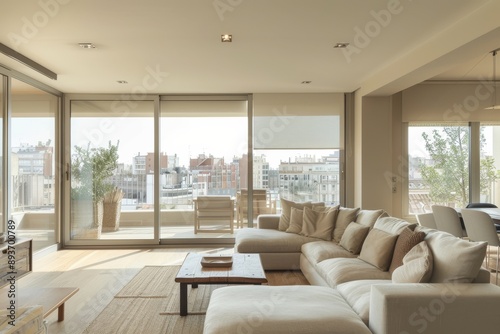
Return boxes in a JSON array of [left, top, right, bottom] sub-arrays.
[[159, 97, 248, 236], [253, 93, 344, 213], [69, 100, 155, 242], [408, 124, 470, 214], [479, 124, 500, 206], [407, 123, 500, 215], [64, 93, 344, 245], [10, 78, 59, 252]]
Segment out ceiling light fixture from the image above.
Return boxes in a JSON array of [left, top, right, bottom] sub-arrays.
[[221, 34, 232, 42], [79, 43, 96, 49], [117, 80, 128, 84], [301, 81, 312, 84], [485, 48, 500, 110], [333, 43, 349, 49]]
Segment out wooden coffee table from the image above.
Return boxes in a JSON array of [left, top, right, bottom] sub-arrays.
[[175, 253, 267, 316]]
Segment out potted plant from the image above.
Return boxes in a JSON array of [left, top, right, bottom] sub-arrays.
[[71, 141, 119, 239], [102, 186, 124, 232]]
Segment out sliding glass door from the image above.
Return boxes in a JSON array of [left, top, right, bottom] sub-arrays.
[[159, 97, 248, 238], [69, 100, 155, 241], [10, 78, 59, 251]]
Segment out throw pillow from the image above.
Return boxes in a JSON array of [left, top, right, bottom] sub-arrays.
[[339, 222, 370, 254], [358, 228, 398, 271], [426, 231, 487, 283], [312, 204, 339, 212], [392, 241, 433, 283], [373, 216, 417, 235], [286, 207, 304, 234], [300, 206, 338, 241], [332, 207, 360, 243], [355, 209, 387, 228], [278, 198, 312, 231], [388, 227, 426, 274]]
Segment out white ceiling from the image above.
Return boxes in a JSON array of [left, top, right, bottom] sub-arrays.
[[1, 0, 500, 95]]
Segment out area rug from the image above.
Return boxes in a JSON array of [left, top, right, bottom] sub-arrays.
[[83, 265, 308, 334]]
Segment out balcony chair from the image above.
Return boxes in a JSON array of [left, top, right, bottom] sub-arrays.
[[461, 208, 500, 285], [415, 212, 437, 229], [431, 205, 465, 238], [236, 189, 275, 228], [193, 196, 234, 234]]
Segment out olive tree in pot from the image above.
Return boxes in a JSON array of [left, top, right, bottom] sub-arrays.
[[71, 141, 119, 239]]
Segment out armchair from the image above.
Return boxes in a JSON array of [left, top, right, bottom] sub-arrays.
[[193, 196, 234, 234]]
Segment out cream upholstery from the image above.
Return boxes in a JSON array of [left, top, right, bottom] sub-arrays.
[[204, 286, 372, 334], [222, 208, 500, 334]]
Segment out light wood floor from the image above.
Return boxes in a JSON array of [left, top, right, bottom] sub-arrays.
[[20, 247, 234, 334]]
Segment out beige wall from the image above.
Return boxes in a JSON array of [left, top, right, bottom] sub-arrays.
[[402, 83, 500, 123], [360, 97, 394, 213]]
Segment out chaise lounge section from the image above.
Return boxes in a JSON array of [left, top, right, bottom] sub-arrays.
[[204, 203, 500, 334]]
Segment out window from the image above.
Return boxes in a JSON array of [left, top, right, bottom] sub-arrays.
[[479, 125, 500, 206], [253, 93, 344, 209], [408, 124, 471, 214], [11, 78, 58, 251], [160, 97, 248, 235], [70, 100, 155, 240]]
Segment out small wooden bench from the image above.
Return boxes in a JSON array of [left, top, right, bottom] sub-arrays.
[[0, 286, 79, 322]]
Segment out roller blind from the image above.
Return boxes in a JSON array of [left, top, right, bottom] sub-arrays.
[[71, 100, 154, 117], [160, 100, 247, 117], [253, 93, 343, 149]]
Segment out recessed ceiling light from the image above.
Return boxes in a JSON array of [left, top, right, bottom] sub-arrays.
[[117, 80, 128, 84], [301, 81, 311, 84], [221, 34, 232, 42], [333, 43, 349, 48], [79, 43, 96, 49]]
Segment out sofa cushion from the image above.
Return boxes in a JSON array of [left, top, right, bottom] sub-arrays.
[[339, 222, 370, 254], [392, 240, 433, 283], [337, 279, 392, 325], [373, 216, 417, 235], [278, 198, 315, 231], [333, 207, 360, 242], [358, 228, 398, 271], [388, 227, 426, 273], [355, 209, 388, 228], [204, 285, 372, 334], [286, 207, 304, 234], [317, 258, 391, 287], [300, 206, 338, 241], [236, 227, 320, 253], [425, 230, 487, 283], [301, 241, 357, 267]]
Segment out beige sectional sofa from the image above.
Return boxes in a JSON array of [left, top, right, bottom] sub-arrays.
[[204, 205, 500, 334]]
